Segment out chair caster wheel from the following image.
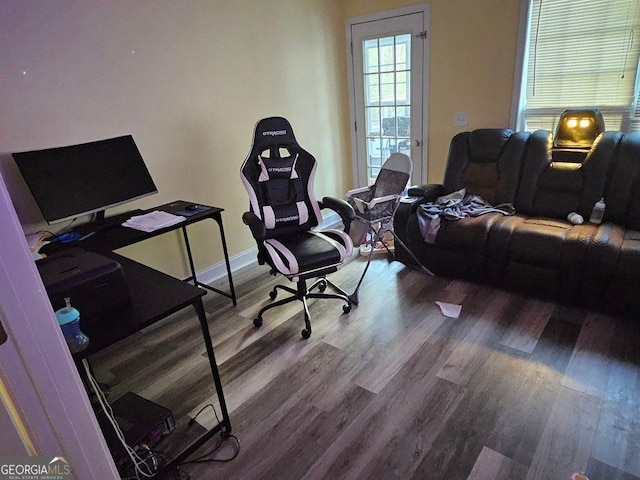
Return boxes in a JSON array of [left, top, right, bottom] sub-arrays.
[[254, 317, 263, 328], [269, 290, 277, 300], [301, 329, 311, 339], [318, 281, 327, 292], [343, 304, 352, 314]]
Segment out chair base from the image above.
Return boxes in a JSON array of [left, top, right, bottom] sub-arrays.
[[254, 277, 352, 339]]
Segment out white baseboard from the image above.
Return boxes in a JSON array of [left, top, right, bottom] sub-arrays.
[[320, 211, 342, 231], [194, 246, 258, 286], [194, 210, 343, 285]]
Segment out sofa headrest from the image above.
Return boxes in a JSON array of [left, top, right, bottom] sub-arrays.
[[468, 129, 514, 163]]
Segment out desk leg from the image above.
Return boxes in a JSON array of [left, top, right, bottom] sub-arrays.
[[181, 219, 237, 307], [181, 226, 199, 287], [212, 213, 237, 306], [193, 298, 232, 434]]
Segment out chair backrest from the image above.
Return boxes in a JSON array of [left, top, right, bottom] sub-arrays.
[[443, 128, 530, 205], [516, 130, 622, 219], [240, 117, 322, 238], [604, 131, 640, 229], [371, 153, 412, 198]]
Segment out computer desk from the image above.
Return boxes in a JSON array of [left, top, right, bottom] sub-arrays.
[[74, 200, 236, 306], [40, 201, 236, 475]]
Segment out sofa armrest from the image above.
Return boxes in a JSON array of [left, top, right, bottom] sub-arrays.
[[407, 183, 443, 202]]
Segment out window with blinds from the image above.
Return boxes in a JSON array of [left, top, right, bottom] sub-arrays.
[[518, 0, 640, 133]]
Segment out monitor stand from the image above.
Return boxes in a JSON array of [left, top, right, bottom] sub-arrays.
[[75, 209, 144, 236]]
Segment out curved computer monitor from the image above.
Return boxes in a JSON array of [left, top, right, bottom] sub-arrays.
[[13, 135, 158, 225]]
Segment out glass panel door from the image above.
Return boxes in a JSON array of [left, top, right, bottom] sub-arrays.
[[349, 9, 428, 187], [363, 34, 412, 184]]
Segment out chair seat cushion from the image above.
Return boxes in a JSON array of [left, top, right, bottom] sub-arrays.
[[432, 213, 501, 250], [264, 229, 352, 276]]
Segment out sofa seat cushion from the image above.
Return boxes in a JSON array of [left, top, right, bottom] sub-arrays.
[[579, 222, 624, 308], [489, 216, 596, 266], [487, 214, 597, 300], [432, 213, 503, 250], [510, 218, 572, 266], [599, 228, 640, 314], [404, 212, 504, 280], [584, 223, 625, 277], [615, 229, 640, 279]]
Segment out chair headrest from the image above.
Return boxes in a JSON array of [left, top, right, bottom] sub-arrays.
[[250, 117, 298, 154]]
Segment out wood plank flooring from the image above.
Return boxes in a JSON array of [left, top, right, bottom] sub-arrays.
[[90, 254, 640, 480]]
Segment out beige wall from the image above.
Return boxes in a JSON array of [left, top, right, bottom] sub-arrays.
[[1, 0, 522, 277], [344, 0, 522, 183], [0, 0, 351, 277]]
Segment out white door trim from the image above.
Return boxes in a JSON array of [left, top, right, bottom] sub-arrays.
[[346, 3, 431, 187]]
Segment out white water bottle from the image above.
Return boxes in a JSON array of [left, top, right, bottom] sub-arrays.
[[589, 198, 606, 224]]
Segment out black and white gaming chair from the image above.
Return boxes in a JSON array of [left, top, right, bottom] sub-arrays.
[[240, 117, 355, 339]]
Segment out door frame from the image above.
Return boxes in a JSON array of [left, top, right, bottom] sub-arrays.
[[346, 3, 431, 188]]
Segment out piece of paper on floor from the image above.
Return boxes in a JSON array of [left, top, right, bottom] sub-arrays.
[[435, 301, 462, 318]]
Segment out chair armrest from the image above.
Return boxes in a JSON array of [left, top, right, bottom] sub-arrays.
[[352, 194, 400, 215], [408, 184, 443, 202], [242, 211, 266, 240], [320, 196, 355, 231], [346, 186, 371, 198], [368, 194, 400, 208], [351, 197, 366, 214]]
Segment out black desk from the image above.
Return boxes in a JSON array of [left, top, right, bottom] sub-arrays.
[[39, 201, 236, 475], [75, 252, 232, 475], [70, 200, 237, 306]]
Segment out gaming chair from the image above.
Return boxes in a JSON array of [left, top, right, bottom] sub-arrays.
[[240, 117, 355, 339]]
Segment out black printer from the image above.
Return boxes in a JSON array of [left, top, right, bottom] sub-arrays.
[[37, 248, 130, 319]]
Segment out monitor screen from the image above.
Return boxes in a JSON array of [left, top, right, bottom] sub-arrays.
[[13, 135, 158, 224]]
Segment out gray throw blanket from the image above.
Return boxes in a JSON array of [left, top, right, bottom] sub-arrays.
[[417, 188, 515, 243]]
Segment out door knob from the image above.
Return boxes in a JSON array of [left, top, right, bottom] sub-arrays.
[[411, 140, 421, 147]]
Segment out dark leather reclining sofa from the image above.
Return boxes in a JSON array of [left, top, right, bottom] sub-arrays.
[[394, 128, 640, 316]]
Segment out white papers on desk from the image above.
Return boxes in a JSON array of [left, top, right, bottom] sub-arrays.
[[122, 211, 186, 232], [25, 232, 50, 260]]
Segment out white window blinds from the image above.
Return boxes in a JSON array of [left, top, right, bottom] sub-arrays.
[[520, 0, 640, 132]]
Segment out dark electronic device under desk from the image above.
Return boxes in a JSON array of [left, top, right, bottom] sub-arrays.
[[36, 248, 130, 318]]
